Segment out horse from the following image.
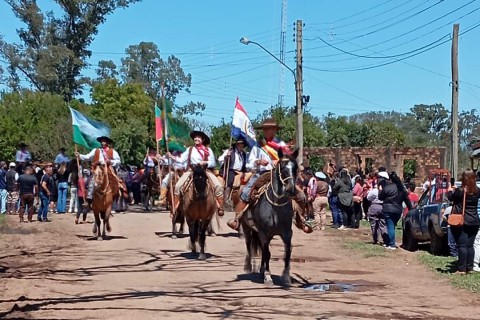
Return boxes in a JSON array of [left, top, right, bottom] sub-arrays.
[[166, 169, 186, 238], [143, 167, 160, 211], [180, 165, 217, 260], [242, 148, 299, 286], [92, 164, 118, 240]]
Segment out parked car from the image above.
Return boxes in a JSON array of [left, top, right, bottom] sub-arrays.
[[402, 169, 451, 255]]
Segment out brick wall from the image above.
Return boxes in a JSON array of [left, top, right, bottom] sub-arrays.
[[304, 147, 446, 186]]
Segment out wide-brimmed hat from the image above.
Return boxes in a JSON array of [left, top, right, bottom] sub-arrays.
[[18, 142, 27, 148], [96, 136, 113, 144], [190, 130, 210, 145], [315, 171, 327, 179], [254, 118, 282, 130], [232, 138, 247, 146], [378, 171, 389, 180]]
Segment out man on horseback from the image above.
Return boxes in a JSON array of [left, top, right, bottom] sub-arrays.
[[227, 118, 302, 230], [218, 138, 248, 205], [141, 147, 161, 186], [75, 136, 122, 201], [169, 130, 225, 216], [159, 150, 183, 206]]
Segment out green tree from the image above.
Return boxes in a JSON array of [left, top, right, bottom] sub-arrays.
[[119, 42, 191, 101], [0, 0, 139, 101]]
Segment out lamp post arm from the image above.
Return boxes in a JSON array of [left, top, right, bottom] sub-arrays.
[[248, 40, 296, 78]]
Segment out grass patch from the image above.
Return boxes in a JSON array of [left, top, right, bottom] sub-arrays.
[[342, 239, 387, 258], [418, 252, 480, 293]]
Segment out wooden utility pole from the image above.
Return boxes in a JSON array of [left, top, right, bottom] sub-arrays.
[[451, 24, 459, 180], [295, 20, 304, 165]]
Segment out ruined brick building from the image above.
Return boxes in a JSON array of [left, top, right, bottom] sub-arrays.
[[304, 147, 447, 185]]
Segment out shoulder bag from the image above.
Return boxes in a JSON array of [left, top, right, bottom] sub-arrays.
[[447, 187, 466, 227]]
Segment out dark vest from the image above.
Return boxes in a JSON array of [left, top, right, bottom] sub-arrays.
[[0, 169, 6, 189], [223, 147, 247, 173], [6, 170, 18, 192]]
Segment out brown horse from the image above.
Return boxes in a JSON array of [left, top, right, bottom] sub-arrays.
[[143, 168, 160, 211], [180, 165, 217, 260], [92, 165, 118, 240]]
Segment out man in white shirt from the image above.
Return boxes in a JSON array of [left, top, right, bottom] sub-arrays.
[[75, 136, 122, 200], [218, 138, 248, 203], [54, 148, 70, 165], [159, 150, 184, 206], [15, 143, 31, 168], [142, 147, 160, 186], [227, 118, 290, 230], [168, 130, 224, 216]]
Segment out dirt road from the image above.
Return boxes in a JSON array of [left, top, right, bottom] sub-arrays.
[[1, 209, 479, 319]]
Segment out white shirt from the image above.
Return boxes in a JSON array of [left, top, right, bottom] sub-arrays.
[[163, 155, 184, 170], [143, 155, 156, 168], [80, 148, 121, 168], [246, 145, 275, 172], [423, 178, 436, 192], [180, 146, 216, 169], [218, 148, 245, 171], [16, 150, 31, 163]]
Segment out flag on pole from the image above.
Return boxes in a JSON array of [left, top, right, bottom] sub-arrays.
[[155, 105, 163, 141], [231, 98, 256, 148], [69, 107, 110, 149]]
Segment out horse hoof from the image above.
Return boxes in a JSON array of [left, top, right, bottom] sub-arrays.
[[102, 234, 108, 240], [171, 234, 177, 239], [198, 253, 207, 261], [92, 226, 97, 235], [96, 236, 102, 241], [282, 276, 291, 287], [179, 230, 184, 235], [264, 275, 273, 286], [209, 232, 217, 237]]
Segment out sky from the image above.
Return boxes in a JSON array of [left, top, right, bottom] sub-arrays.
[[1, 0, 480, 125]]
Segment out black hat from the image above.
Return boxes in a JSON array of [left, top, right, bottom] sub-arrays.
[[232, 138, 247, 147], [59, 147, 66, 152], [18, 142, 27, 148], [96, 136, 113, 144], [190, 130, 210, 145]]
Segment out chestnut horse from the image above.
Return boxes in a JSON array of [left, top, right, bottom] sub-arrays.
[[180, 165, 217, 260], [92, 165, 118, 240]]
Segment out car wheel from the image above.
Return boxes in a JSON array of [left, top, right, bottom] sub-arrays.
[[429, 226, 446, 256], [403, 225, 418, 252]]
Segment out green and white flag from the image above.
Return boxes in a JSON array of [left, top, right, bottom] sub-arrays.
[[69, 107, 110, 149]]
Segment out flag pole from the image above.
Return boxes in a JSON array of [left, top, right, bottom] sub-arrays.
[[74, 144, 86, 199], [162, 83, 175, 217], [223, 98, 237, 197]]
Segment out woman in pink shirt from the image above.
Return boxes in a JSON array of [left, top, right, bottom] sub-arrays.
[[352, 176, 364, 229]]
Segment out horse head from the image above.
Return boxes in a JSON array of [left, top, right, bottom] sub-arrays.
[[93, 165, 107, 191], [192, 165, 208, 200], [274, 148, 299, 197]]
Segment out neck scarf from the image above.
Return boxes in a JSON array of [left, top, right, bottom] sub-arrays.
[[261, 137, 290, 160], [195, 144, 209, 161]]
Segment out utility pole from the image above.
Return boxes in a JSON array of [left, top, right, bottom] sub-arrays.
[[278, 0, 287, 106], [451, 24, 459, 180], [295, 19, 304, 165]]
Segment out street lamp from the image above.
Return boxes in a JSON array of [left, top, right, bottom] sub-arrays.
[[240, 37, 304, 165]]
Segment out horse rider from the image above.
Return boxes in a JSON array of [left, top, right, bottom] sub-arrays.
[[142, 147, 160, 185], [159, 150, 183, 206], [75, 136, 122, 202], [168, 130, 225, 216], [218, 138, 248, 204], [227, 118, 303, 230]]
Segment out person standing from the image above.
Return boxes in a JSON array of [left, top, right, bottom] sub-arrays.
[[448, 169, 480, 274], [367, 172, 388, 245], [56, 163, 69, 213], [54, 148, 70, 165], [17, 166, 38, 222], [312, 171, 329, 231], [379, 172, 412, 250], [333, 169, 354, 229], [352, 176, 364, 228], [15, 143, 31, 167], [0, 161, 7, 214], [6, 162, 19, 215], [68, 170, 78, 214], [38, 164, 54, 222]]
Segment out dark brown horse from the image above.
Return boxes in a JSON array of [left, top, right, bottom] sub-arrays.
[[92, 165, 118, 240], [143, 168, 160, 211], [180, 165, 217, 260], [166, 169, 185, 238]]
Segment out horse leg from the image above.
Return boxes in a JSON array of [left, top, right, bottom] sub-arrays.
[[92, 213, 101, 240], [263, 238, 273, 285], [179, 212, 185, 234], [171, 214, 178, 239], [187, 217, 197, 253], [198, 220, 209, 261], [243, 225, 253, 273], [281, 229, 293, 287]]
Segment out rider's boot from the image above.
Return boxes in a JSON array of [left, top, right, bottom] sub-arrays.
[[227, 200, 248, 230], [159, 187, 168, 206], [216, 196, 225, 216]]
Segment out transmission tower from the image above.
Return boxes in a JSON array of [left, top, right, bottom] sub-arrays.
[[278, 0, 287, 106]]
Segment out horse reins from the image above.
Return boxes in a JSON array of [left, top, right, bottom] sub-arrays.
[[265, 159, 293, 207]]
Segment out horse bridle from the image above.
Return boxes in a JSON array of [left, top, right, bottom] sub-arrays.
[[95, 165, 110, 195], [266, 159, 294, 206]]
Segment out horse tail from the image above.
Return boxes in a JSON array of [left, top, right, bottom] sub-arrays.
[[250, 230, 262, 257]]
